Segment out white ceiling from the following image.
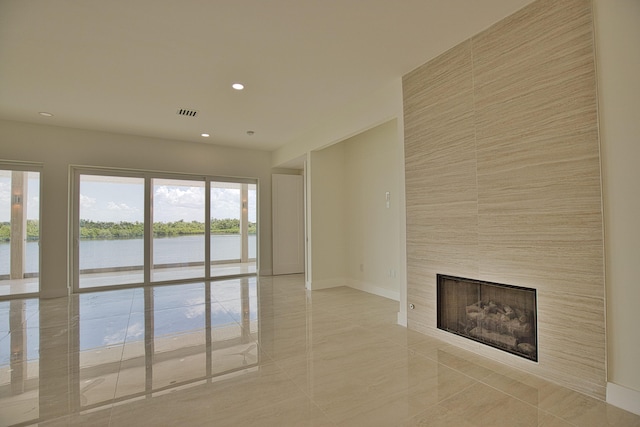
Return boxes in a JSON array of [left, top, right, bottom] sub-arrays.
[[0, 0, 533, 152]]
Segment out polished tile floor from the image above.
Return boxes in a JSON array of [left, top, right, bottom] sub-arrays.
[[1, 274, 639, 426], [0, 262, 257, 297]]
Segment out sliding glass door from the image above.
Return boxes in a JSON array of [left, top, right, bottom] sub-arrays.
[[73, 169, 257, 290], [151, 178, 205, 282], [0, 165, 40, 297], [78, 175, 145, 288], [210, 182, 257, 278]]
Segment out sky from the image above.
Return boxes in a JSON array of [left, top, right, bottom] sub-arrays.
[[0, 172, 256, 223], [79, 178, 257, 223], [0, 171, 40, 222]]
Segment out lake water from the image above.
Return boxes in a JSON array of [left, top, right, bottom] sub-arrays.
[[0, 234, 256, 274]]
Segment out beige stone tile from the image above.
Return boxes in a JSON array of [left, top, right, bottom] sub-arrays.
[[426, 346, 498, 381], [440, 382, 542, 426], [4, 274, 630, 426], [408, 335, 456, 360], [300, 367, 401, 423], [113, 364, 146, 399], [403, 405, 477, 427], [0, 388, 40, 427], [215, 396, 336, 427], [109, 362, 304, 425], [79, 368, 119, 408], [402, 0, 605, 403], [482, 370, 547, 407], [403, 40, 473, 110], [260, 312, 374, 362], [534, 384, 640, 427], [301, 351, 476, 425], [538, 413, 580, 427], [37, 407, 113, 427], [477, 213, 604, 298], [388, 357, 478, 412], [329, 304, 398, 329], [276, 335, 402, 393], [371, 323, 433, 348]]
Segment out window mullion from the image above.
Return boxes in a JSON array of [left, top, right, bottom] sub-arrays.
[[205, 179, 211, 280], [144, 176, 152, 285]]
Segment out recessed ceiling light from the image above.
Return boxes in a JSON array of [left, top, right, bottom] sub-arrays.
[[38, 112, 53, 117], [201, 133, 210, 137], [232, 83, 244, 90]]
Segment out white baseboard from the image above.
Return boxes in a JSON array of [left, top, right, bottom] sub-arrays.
[[258, 268, 273, 276], [607, 382, 640, 415], [347, 279, 400, 301], [307, 278, 344, 290]]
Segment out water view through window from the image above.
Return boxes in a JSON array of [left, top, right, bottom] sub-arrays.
[[77, 173, 257, 289], [210, 181, 257, 278], [152, 178, 205, 282], [79, 175, 145, 288], [0, 168, 40, 296]]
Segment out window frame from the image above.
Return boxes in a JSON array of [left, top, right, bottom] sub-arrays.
[[0, 160, 43, 299], [70, 166, 258, 293]]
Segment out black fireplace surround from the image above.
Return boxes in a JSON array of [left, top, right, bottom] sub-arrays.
[[437, 274, 538, 362]]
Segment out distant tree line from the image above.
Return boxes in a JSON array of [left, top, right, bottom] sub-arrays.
[[0, 220, 40, 242], [0, 219, 256, 241]]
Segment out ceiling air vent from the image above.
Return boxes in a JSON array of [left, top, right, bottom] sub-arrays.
[[177, 108, 199, 118]]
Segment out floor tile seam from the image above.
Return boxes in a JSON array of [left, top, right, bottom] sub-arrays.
[[313, 307, 384, 334], [459, 374, 565, 424], [475, 369, 613, 425], [109, 290, 137, 423], [409, 400, 462, 425], [370, 330, 425, 352], [274, 352, 428, 408], [436, 358, 498, 384], [538, 413, 581, 427], [265, 352, 340, 425], [405, 346, 443, 366], [472, 378, 601, 427], [208, 298, 253, 332], [368, 384, 446, 424], [25, 299, 41, 326], [225, 393, 337, 426], [28, 412, 75, 426], [257, 345, 277, 367], [430, 377, 482, 416]]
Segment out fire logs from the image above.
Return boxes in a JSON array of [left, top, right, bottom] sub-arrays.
[[465, 301, 535, 356]]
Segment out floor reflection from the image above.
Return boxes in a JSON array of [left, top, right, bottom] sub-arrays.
[[2, 275, 640, 426], [0, 299, 39, 426], [0, 278, 258, 426]]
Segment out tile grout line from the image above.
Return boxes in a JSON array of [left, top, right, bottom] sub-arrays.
[[107, 289, 138, 427]]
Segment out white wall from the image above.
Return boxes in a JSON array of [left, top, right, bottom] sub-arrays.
[[594, 0, 640, 413], [274, 78, 406, 307], [0, 119, 274, 297], [309, 143, 346, 288], [344, 120, 401, 300], [307, 120, 402, 301]]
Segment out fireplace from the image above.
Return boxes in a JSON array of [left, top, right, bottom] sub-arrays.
[[437, 274, 538, 362]]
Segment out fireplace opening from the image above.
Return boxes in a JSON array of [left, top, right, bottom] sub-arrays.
[[437, 274, 538, 362]]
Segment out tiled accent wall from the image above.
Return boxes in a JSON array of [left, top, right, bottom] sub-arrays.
[[403, 0, 605, 399]]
